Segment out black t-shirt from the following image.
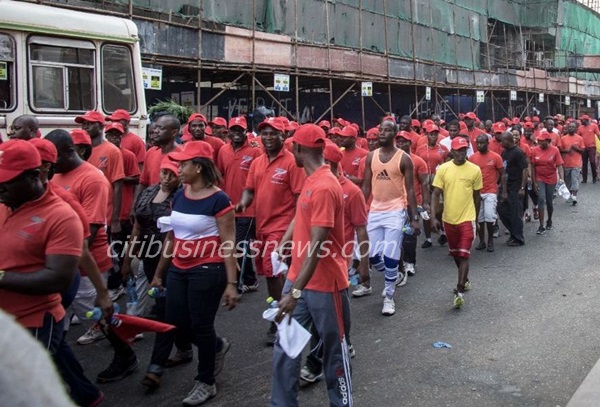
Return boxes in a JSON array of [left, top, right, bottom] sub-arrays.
[[501, 146, 528, 191]]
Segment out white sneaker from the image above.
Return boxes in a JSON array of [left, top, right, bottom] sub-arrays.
[[396, 271, 408, 287], [77, 324, 105, 345], [404, 262, 416, 276], [352, 284, 372, 297], [182, 381, 217, 406], [382, 297, 395, 316], [108, 286, 125, 301]]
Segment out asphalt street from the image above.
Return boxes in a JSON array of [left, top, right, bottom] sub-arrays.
[[71, 182, 600, 407]]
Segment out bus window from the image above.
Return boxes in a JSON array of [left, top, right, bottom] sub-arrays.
[[0, 33, 15, 111], [28, 36, 95, 111], [102, 44, 136, 113]]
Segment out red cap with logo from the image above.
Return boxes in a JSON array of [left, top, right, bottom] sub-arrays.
[[512, 117, 520, 125], [159, 155, 180, 175], [492, 122, 506, 133], [366, 127, 379, 140], [451, 137, 469, 150], [106, 109, 131, 122], [339, 126, 358, 138], [293, 124, 327, 148], [168, 140, 214, 161], [258, 117, 286, 132], [0, 139, 42, 182], [228, 116, 248, 130], [29, 138, 57, 164], [70, 129, 92, 146], [209, 117, 227, 127], [523, 122, 535, 129], [395, 131, 412, 141], [188, 113, 207, 124], [318, 120, 331, 129], [323, 139, 343, 163], [425, 124, 440, 133], [105, 122, 125, 134], [465, 112, 477, 120], [75, 111, 106, 125], [411, 119, 421, 128], [536, 129, 552, 141]]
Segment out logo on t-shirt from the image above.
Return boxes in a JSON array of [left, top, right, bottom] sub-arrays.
[[352, 157, 362, 167], [271, 168, 288, 185], [18, 216, 44, 240], [97, 156, 108, 169], [376, 169, 391, 181], [240, 155, 254, 171]]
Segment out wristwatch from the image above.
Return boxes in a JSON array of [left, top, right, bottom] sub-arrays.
[[291, 288, 302, 299]]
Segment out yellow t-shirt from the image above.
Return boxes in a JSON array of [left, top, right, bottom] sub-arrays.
[[432, 160, 483, 225]]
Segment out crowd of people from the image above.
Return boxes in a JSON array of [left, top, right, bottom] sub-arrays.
[[0, 107, 598, 406]]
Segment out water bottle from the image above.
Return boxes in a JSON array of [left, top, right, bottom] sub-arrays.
[[266, 296, 279, 309], [126, 275, 138, 307], [402, 223, 414, 235], [148, 287, 167, 298], [348, 267, 359, 286], [417, 206, 430, 221], [85, 304, 121, 327]]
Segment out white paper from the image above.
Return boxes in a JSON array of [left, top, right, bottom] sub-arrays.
[[156, 216, 173, 232], [262, 308, 311, 359], [271, 252, 288, 276]]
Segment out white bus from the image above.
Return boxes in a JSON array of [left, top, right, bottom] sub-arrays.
[[0, 0, 147, 139]]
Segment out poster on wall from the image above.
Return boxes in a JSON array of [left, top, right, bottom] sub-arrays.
[[142, 67, 162, 90], [181, 91, 194, 108]]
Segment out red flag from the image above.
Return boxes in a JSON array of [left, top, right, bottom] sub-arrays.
[[109, 314, 175, 343]]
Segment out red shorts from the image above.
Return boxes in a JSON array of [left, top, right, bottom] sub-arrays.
[[443, 221, 474, 259], [252, 232, 284, 277]]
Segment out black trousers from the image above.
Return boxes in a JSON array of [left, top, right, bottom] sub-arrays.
[[498, 188, 524, 243]]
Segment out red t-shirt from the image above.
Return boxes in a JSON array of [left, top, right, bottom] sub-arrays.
[[284, 137, 294, 152], [89, 141, 125, 184], [245, 148, 305, 236], [409, 131, 420, 153], [340, 147, 368, 178], [357, 155, 367, 182], [49, 182, 90, 238], [357, 137, 368, 150], [120, 132, 146, 165], [287, 165, 349, 292], [195, 135, 225, 161], [577, 123, 600, 148], [120, 147, 141, 221], [488, 138, 504, 155], [560, 134, 584, 168], [0, 189, 83, 328], [415, 144, 449, 175], [466, 127, 485, 145], [410, 153, 428, 205], [52, 162, 113, 273], [531, 145, 564, 184], [216, 140, 263, 218], [469, 151, 503, 194], [339, 174, 367, 260], [140, 145, 183, 186]]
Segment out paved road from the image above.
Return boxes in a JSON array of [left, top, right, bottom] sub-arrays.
[[71, 182, 600, 407]]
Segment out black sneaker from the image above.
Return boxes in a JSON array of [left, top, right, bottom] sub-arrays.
[[536, 226, 546, 235], [97, 355, 138, 383], [546, 220, 553, 230], [437, 234, 448, 246], [421, 240, 433, 249]]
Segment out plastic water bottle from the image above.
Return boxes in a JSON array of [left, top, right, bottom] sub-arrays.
[[85, 304, 121, 327], [402, 223, 414, 235], [126, 275, 138, 306], [417, 206, 430, 221], [348, 267, 359, 286], [266, 296, 279, 309], [148, 287, 167, 298]]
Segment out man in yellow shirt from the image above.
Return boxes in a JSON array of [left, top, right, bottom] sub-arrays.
[[431, 137, 482, 309]]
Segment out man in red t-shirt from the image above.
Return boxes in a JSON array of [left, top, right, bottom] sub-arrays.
[[335, 125, 368, 185], [188, 113, 224, 161], [236, 117, 305, 345], [560, 121, 584, 204], [464, 112, 485, 145], [209, 116, 229, 141], [489, 122, 506, 155], [272, 124, 352, 407], [106, 109, 146, 172], [0, 140, 104, 406], [217, 116, 263, 293], [469, 135, 504, 252], [576, 114, 600, 183]]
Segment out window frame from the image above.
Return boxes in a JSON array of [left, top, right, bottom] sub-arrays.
[[100, 43, 137, 115], [0, 32, 17, 113], [27, 35, 97, 113]]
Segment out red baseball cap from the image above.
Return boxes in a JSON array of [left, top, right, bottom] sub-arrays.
[[168, 140, 214, 161], [458, 113, 465, 120], [465, 112, 477, 120], [159, 155, 180, 175], [580, 114, 591, 121], [323, 139, 343, 163], [188, 113, 207, 124], [492, 122, 506, 133], [70, 129, 92, 145], [512, 117, 520, 125], [75, 111, 106, 125], [451, 137, 469, 150], [209, 117, 227, 127], [383, 115, 396, 123], [327, 127, 341, 136], [0, 139, 42, 183], [532, 116, 540, 122], [523, 122, 535, 129], [278, 117, 290, 126], [286, 121, 300, 132], [293, 124, 327, 148], [395, 131, 412, 141], [366, 127, 379, 139], [411, 119, 421, 128], [524, 116, 531, 122], [258, 117, 286, 132], [339, 126, 358, 138], [105, 122, 125, 134], [459, 121, 468, 131], [536, 130, 552, 141], [335, 118, 350, 127], [204, 126, 214, 136], [29, 138, 58, 164], [425, 124, 440, 133], [318, 120, 331, 129], [228, 116, 248, 130], [106, 109, 131, 122]]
